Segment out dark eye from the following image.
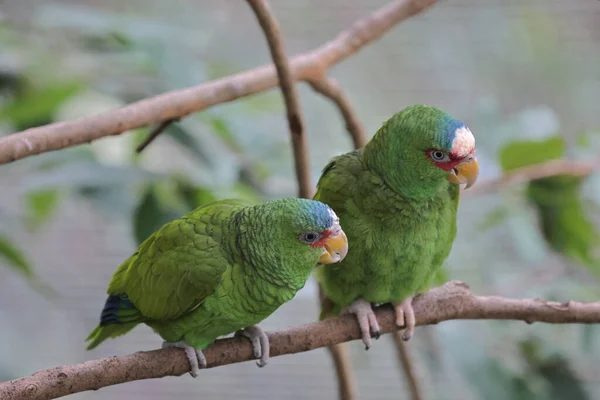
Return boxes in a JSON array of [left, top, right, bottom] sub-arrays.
[[299, 231, 320, 244], [430, 150, 448, 162]]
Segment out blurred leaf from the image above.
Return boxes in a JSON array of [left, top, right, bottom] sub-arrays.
[[175, 178, 217, 210], [240, 91, 283, 114], [0, 81, 82, 130], [465, 356, 539, 400], [133, 185, 180, 245], [24, 189, 61, 231], [520, 338, 590, 400], [477, 205, 510, 233], [232, 182, 261, 204], [206, 61, 238, 80], [581, 325, 596, 352], [527, 175, 600, 278], [499, 137, 565, 172], [164, 123, 210, 163], [206, 116, 243, 153], [78, 185, 136, 217], [0, 234, 32, 277], [81, 31, 133, 52], [0, 70, 26, 97], [499, 137, 600, 276], [19, 160, 159, 192]]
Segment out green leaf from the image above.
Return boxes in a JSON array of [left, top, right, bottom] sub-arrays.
[[164, 123, 210, 163], [24, 189, 61, 231], [477, 205, 510, 233], [19, 160, 158, 192], [0, 81, 82, 130], [132, 185, 180, 245], [206, 116, 243, 153], [239, 91, 283, 114], [0, 234, 32, 277], [527, 176, 600, 277], [499, 137, 566, 172], [175, 179, 217, 210]]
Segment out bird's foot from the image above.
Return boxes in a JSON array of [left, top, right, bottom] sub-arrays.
[[341, 298, 380, 350], [235, 325, 270, 368], [162, 340, 206, 378], [393, 296, 415, 341]]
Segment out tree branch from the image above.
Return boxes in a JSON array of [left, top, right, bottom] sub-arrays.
[[246, 0, 311, 198], [3, 281, 600, 400], [308, 77, 367, 149], [0, 0, 439, 166], [464, 158, 599, 197], [135, 118, 179, 153], [392, 333, 424, 400]]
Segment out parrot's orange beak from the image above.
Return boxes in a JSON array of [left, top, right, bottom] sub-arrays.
[[447, 154, 479, 189], [319, 226, 349, 264]]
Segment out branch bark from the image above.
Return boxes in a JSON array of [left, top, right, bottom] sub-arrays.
[[308, 77, 367, 149], [464, 158, 599, 197], [246, 0, 312, 198], [0, 0, 439, 166], [392, 333, 425, 400], [135, 118, 179, 153], [3, 281, 600, 400]]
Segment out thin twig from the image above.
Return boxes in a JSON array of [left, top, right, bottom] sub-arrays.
[[327, 343, 357, 400], [308, 77, 367, 149], [3, 281, 600, 400], [246, 0, 311, 198], [135, 118, 179, 153], [463, 158, 599, 197], [319, 285, 357, 400], [392, 333, 425, 400], [0, 0, 440, 165]]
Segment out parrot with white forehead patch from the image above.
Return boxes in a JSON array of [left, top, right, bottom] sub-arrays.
[[314, 104, 479, 348]]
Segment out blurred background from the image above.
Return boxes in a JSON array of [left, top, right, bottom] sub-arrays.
[[1, 0, 600, 399]]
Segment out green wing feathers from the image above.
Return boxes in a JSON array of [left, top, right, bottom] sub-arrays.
[[85, 199, 246, 350]]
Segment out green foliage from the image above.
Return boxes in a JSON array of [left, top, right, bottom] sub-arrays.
[[0, 234, 32, 278], [476, 205, 510, 233], [24, 189, 61, 231], [204, 116, 243, 153], [0, 81, 82, 130], [499, 137, 565, 171], [498, 136, 600, 277], [133, 184, 181, 245], [163, 122, 211, 163], [519, 338, 590, 400]]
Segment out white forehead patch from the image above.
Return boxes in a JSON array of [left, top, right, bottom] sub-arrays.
[[451, 126, 475, 158], [327, 207, 339, 226]]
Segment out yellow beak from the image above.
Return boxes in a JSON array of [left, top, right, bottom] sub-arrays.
[[319, 227, 349, 264], [446, 154, 479, 189]]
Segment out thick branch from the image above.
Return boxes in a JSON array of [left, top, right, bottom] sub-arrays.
[[308, 77, 366, 149], [3, 281, 600, 400], [246, 0, 311, 198], [0, 0, 439, 165]]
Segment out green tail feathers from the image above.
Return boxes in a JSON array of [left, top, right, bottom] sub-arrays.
[[85, 322, 139, 350], [85, 293, 143, 350]]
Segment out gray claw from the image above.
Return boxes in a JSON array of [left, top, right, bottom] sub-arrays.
[[236, 326, 270, 367], [341, 298, 380, 350], [162, 340, 206, 377]]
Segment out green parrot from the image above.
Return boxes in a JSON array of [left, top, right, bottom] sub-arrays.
[[85, 197, 348, 377], [314, 105, 479, 348]]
